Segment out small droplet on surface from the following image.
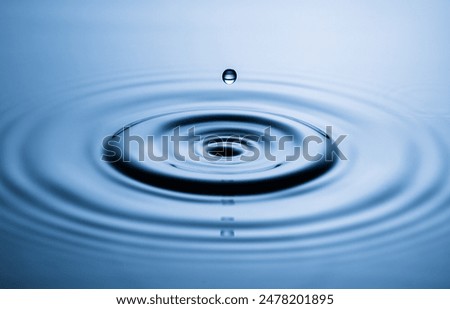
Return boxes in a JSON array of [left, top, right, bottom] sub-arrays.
[[222, 69, 237, 85]]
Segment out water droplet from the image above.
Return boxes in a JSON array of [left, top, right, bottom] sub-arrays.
[[222, 69, 237, 85]]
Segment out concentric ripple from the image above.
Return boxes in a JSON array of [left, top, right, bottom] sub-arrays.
[[105, 107, 337, 195], [1, 71, 450, 287]]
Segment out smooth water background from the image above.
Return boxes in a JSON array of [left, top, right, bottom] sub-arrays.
[[1, 1, 450, 288]]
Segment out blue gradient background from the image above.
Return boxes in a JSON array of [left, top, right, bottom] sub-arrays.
[[1, 1, 450, 288]]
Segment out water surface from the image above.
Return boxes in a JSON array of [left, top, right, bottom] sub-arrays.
[[1, 1, 450, 288]]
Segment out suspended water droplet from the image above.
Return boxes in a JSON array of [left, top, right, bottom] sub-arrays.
[[222, 69, 237, 85]]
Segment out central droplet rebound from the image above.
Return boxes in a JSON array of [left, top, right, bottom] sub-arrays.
[[222, 69, 237, 85]]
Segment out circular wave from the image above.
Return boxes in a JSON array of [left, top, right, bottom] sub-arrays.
[[1, 71, 449, 262], [105, 107, 337, 195]]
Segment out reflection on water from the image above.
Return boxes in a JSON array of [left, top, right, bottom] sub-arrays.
[[1, 1, 450, 288]]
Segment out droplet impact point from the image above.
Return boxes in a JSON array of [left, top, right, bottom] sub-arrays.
[[222, 69, 237, 85]]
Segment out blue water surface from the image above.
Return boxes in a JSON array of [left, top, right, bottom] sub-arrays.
[[1, 0, 450, 288]]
